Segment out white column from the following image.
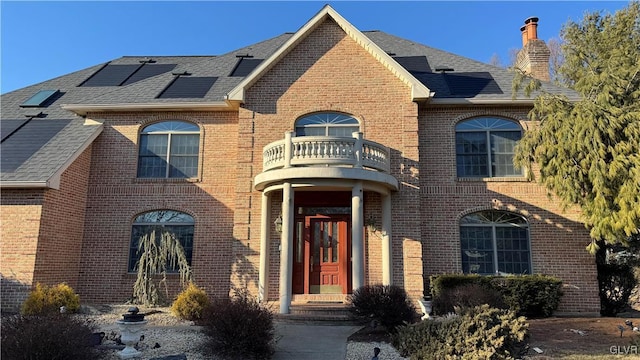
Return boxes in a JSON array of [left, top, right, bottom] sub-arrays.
[[279, 183, 294, 314], [258, 192, 271, 303], [382, 193, 393, 285], [352, 181, 364, 290]]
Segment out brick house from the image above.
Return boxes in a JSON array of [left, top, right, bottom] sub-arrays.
[[0, 5, 599, 314]]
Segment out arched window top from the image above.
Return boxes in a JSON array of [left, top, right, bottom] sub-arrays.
[[141, 121, 199, 134], [460, 210, 527, 226], [133, 210, 194, 224], [296, 113, 359, 127], [295, 112, 360, 137], [456, 117, 521, 131]]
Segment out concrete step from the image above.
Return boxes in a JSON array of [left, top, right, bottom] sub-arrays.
[[275, 303, 360, 325]]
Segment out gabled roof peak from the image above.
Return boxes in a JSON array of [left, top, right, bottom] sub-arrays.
[[226, 4, 432, 103]]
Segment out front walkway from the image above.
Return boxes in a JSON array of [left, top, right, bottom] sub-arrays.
[[272, 322, 361, 359]]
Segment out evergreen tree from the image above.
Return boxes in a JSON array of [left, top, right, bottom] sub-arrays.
[[514, 3, 640, 253]]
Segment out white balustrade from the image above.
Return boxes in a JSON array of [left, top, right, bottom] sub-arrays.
[[262, 132, 390, 173]]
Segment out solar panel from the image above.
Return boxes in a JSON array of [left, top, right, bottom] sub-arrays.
[[20, 90, 60, 107], [393, 56, 431, 73], [81, 64, 140, 86], [444, 72, 503, 96], [157, 77, 217, 98], [1, 119, 29, 142], [0, 119, 71, 172], [230, 58, 263, 77], [121, 64, 177, 86]]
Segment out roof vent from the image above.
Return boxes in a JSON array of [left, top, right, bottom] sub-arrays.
[[171, 71, 191, 76], [435, 67, 455, 73], [139, 58, 157, 64], [23, 111, 45, 118]]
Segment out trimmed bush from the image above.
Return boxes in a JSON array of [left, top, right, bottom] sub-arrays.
[[21, 283, 80, 315], [392, 305, 529, 360], [431, 283, 506, 315], [430, 274, 562, 318], [347, 284, 417, 332], [200, 288, 275, 359], [1, 313, 102, 360], [496, 275, 563, 318], [171, 282, 210, 320], [430, 274, 493, 299]]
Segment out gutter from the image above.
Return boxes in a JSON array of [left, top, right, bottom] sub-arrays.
[[427, 98, 536, 105], [0, 181, 57, 189], [61, 101, 236, 116]]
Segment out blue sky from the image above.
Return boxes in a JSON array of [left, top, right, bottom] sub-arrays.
[[0, 1, 629, 94]]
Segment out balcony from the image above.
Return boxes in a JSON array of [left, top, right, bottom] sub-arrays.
[[254, 132, 398, 191]]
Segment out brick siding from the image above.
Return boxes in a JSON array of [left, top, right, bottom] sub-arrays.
[[76, 111, 238, 304]]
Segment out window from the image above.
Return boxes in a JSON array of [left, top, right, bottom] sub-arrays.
[[137, 121, 200, 178], [295, 112, 359, 137], [128, 210, 194, 272], [455, 117, 522, 177], [460, 210, 531, 275]]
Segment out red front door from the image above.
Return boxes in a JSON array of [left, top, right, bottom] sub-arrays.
[[293, 215, 350, 294]]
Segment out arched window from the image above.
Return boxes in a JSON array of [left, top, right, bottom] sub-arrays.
[[460, 210, 531, 275], [128, 210, 194, 272], [295, 112, 360, 137], [455, 117, 522, 177], [137, 121, 200, 178]]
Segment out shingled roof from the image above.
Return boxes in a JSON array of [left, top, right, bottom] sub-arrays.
[[0, 9, 578, 188]]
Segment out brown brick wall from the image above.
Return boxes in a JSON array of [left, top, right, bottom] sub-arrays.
[[419, 105, 599, 313], [240, 18, 424, 301], [33, 146, 93, 289], [76, 111, 238, 303], [1, 190, 44, 312]]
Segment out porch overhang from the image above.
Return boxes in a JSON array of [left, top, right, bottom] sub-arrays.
[[254, 167, 398, 192]]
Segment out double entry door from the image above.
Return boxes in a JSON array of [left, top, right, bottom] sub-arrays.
[[292, 214, 351, 294]]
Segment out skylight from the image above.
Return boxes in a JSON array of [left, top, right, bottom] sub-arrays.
[[20, 90, 59, 107]]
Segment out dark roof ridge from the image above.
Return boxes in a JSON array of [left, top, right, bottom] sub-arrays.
[[120, 55, 217, 58], [215, 33, 294, 58]]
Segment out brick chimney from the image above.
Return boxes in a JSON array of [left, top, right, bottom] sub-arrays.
[[515, 17, 551, 82]]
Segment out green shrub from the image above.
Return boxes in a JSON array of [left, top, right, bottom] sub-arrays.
[[347, 284, 417, 332], [200, 288, 275, 359], [430, 274, 493, 299], [496, 275, 563, 318], [392, 315, 460, 357], [392, 305, 529, 360], [431, 283, 506, 315], [171, 282, 210, 320], [430, 274, 562, 318], [1, 313, 102, 360], [21, 283, 81, 315], [598, 263, 636, 316]]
